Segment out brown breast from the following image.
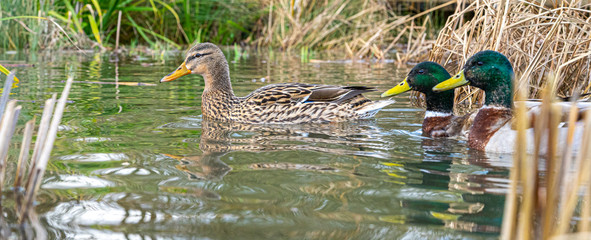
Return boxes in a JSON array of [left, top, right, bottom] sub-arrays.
[[423, 115, 454, 138], [468, 107, 512, 151]]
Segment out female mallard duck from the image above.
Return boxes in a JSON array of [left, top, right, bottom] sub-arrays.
[[432, 50, 585, 153], [381, 62, 473, 138], [160, 43, 395, 124]]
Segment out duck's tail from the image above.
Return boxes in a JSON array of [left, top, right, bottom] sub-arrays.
[[356, 99, 395, 119]]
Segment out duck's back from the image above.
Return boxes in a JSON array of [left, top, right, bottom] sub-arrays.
[[219, 83, 394, 124]]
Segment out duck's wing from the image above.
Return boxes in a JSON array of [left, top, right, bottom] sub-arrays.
[[440, 110, 478, 138], [521, 100, 591, 126], [244, 83, 376, 106]]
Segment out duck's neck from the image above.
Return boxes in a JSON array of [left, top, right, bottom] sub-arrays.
[[425, 91, 454, 114], [201, 60, 238, 121], [484, 81, 513, 108], [202, 59, 234, 96]]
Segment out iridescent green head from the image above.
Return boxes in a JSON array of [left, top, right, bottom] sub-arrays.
[[382, 61, 454, 113], [433, 50, 514, 108]]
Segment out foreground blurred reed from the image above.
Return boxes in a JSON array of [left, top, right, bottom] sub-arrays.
[[430, 0, 591, 106], [501, 78, 591, 240], [0, 72, 73, 239]]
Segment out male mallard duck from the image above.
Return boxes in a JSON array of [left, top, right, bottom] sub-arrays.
[[432, 50, 585, 153], [160, 43, 395, 124], [381, 62, 473, 138]]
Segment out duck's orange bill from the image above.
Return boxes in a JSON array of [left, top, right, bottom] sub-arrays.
[[160, 61, 191, 83]]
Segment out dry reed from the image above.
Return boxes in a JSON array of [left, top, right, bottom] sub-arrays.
[[0, 72, 73, 239], [256, 0, 454, 59], [500, 77, 591, 239], [430, 0, 591, 105]]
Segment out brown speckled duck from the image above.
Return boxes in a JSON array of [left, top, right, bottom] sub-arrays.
[[160, 43, 395, 124]]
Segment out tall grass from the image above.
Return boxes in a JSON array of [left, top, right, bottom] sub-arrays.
[[0, 0, 451, 58], [429, 0, 591, 105], [500, 79, 591, 240], [0, 0, 266, 50], [256, 0, 455, 59]]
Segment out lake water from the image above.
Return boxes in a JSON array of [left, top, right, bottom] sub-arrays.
[[0, 49, 510, 239]]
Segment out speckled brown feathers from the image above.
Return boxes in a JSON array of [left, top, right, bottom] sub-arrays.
[[161, 42, 394, 124], [423, 115, 454, 137], [422, 112, 474, 138], [202, 82, 384, 124]]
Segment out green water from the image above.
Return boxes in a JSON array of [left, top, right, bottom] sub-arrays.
[[1, 49, 509, 239]]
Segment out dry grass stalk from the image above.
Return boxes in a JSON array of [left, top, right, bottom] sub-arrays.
[[430, 0, 591, 105], [500, 88, 528, 239], [256, 0, 451, 59], [0, 100, 21, 193], [0, 72, 73, 237], [21, 77, 73, 220], [0, 71, 15, 117], [0, 72, 66, 240], [500, 78, 591, 239], [23, 93, 57, 191], [14, 119, 35, 189], [115, 10, 122, 53]]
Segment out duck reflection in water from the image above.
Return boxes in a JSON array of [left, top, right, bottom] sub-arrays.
[[379, 137, 507, 234], [165, 118, 392, 181]]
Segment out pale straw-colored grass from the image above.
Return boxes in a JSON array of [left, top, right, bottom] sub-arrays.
[[501, 77, 591, 240], [429, 0, 591, 106], [256, 0, 455, 59]]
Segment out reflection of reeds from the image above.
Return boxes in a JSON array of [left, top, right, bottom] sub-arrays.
[[500, 79, 591, 239], [430, 0, 591, 105], [0, 72, 73, 234]]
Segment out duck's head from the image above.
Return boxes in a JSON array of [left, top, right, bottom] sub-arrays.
[[382, 62, 452, 97], [382, 62, 454, 112], [160, 42, 227, 83], [433, 50, 514, 107]]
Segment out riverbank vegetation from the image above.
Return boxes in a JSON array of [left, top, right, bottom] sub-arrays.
[[430, 0, 591, 101], [1, 0, 452, 59], [1, 0, 590, 95]]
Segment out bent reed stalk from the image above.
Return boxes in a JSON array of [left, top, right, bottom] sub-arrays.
[[0, 72, 73, 239]]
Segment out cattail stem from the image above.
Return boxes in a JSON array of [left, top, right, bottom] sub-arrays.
[[0, 72, 15, 119], [0, 101, 19, 192], [23, 94, 56, 192], [20, 77, 72, 220], [554, 111, 591, 235], [115, 10, 122, 53], [14, 119, 35, 190]]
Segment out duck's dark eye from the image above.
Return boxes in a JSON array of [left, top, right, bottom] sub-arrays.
[[187, 52, 212, 62], [417, 69, 425, 74], [477, 61, 484, 66]]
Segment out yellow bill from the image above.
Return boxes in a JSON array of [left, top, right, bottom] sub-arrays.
[[381, 77, 411, 97], [432, 70, 468, 92], [160, 61, 191, 83]]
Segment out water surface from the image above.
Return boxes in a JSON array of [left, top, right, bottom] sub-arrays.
[[0, 49, 509, 239]]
